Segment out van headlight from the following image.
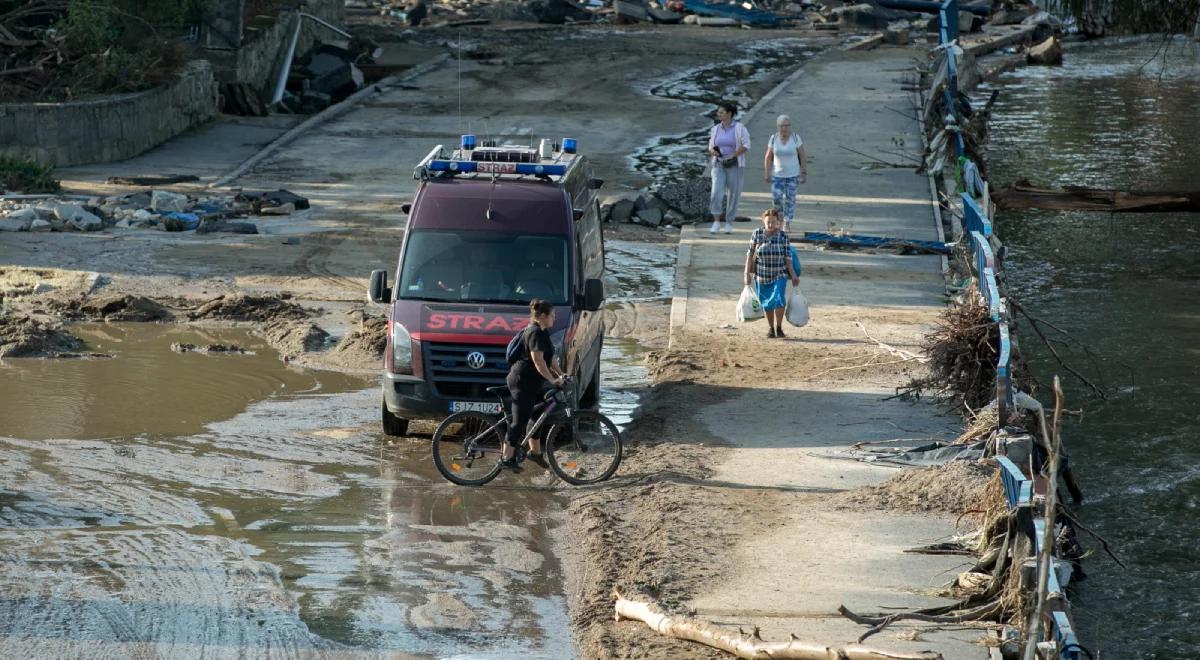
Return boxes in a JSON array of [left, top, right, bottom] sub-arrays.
[[392, 322, 413, 373]]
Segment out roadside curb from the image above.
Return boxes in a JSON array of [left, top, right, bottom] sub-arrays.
[[208, 53, 451, 190], [667, 224, 695, 350]]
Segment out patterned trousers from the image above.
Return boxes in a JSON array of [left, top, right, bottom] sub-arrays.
[[771, 175, 799, 223]]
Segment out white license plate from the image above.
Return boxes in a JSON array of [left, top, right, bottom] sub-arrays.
[[449, 401, 502, 414]]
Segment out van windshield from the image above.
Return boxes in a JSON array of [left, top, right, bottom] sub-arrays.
[[398, 231, 570, 305]]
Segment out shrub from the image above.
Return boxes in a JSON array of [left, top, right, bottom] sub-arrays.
[[0, 158, 62, 194]]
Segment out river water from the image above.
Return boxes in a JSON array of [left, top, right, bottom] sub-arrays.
[[978, 37, 1200, 658]]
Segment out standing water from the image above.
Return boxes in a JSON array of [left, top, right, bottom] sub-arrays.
[[978, 37, 1200, 657], [0, 241, 668, 658]]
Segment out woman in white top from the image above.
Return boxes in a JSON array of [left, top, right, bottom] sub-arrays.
[[707, 101, 751, 234], [762, 114, 808, 232]]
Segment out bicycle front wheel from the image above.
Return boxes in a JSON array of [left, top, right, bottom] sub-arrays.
[[546, 412, 622, 485], [432, 411, 505, 486]]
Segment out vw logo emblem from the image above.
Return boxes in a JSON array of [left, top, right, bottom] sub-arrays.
[[466, 351, 487, 370]]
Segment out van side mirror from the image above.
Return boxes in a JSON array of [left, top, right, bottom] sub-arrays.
[[401, 202, 413, 214], [581, 278, 604, 312], [369, 269, 391, 304], [573, 208, 585, 221], [589, 178, 605, 190]]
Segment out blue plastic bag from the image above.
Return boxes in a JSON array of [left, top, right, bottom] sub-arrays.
[[789, 246, 802, 277], [164, 212, 200, 230]]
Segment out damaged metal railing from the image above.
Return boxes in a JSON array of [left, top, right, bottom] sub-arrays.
[[933, 5, 1084, 656]]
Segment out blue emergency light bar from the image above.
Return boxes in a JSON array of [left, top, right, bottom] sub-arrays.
[[426, 159, 568, 176], [461, 134, 477, 150], [562, 138, 577, 154]]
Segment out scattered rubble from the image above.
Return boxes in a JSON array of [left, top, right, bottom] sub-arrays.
[[0, 188, 309, 235], [170, 342, 250, 354]]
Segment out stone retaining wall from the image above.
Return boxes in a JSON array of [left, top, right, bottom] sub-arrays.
[[0, 60, 218, 167], [209, 0, 345, 95]]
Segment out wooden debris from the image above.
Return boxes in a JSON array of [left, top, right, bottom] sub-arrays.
[[994, 178, 1200, 213], [614, 590, 943, 660]]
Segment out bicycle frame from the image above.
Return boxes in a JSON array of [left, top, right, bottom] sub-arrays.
[[468, 382, 576, 454]]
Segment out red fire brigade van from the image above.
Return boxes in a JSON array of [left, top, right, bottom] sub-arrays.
[[368, 136, 606, 436]]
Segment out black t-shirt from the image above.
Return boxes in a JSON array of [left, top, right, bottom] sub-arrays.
[[510, 324, 554, 389]]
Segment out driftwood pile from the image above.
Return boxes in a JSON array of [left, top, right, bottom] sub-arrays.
[[0, 0, 188, 101], [898, 282, 999, 411]]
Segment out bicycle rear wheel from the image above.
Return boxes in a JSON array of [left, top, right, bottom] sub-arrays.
[[545, 411, 622, 485], [432, 411, 505, 486]]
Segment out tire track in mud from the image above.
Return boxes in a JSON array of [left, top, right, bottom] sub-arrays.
[[0, 527, 336, 659]]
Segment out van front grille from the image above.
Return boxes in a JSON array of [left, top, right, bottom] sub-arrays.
[[424, 343, 509, 399]]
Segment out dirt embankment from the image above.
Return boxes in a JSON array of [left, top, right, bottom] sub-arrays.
[[0, 268, 386, 367], [833, 459, 994, 513]]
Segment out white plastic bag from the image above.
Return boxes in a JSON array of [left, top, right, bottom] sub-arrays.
[[785, 285, 810, 327], [736, 285, 764, 322]]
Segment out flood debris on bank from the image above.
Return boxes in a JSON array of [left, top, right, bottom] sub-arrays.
[[349, 0, 973, 30], [837, 16, 1093, 656], [0, 278, 387, 368], [0, 189, 310, 234]]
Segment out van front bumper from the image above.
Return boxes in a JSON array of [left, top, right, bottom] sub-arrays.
[[382, 373, 502, 421]]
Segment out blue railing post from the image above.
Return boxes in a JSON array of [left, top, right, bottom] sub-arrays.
[[941, 0, 959, 41]]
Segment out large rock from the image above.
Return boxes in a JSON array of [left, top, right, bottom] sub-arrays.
[[0, 217, 29, 231], [832, 3, 915, 31], [991, 4, 1038, 25], [4, 206, 38, 223], [609, 198, 636, 224], [633, 208, 663, 227], [1027, 36, 1063, 66], [151, 190, 189, 213], [526, 0, 590, 24], [654, 172, 712, 220], [53, 204, 103, 231]]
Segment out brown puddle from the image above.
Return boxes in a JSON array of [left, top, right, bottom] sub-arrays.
[[0, 241, 664, 656], [0, 323, 369, 440], [0, 325, 575, 658]]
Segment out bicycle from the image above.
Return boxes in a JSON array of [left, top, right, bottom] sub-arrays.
[[431, 376, 622, 487]]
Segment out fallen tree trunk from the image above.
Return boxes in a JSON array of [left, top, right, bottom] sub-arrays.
[[613, 591, 942, 660], [993, 178, 1200, 213]]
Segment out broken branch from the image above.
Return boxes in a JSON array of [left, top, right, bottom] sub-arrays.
[[855, 320, 928, 363], [838, 601, 1002, 643], [614, 591, 943, 659]]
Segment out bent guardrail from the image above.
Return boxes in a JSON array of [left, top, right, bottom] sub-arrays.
[[932, 4, 1083, 656]]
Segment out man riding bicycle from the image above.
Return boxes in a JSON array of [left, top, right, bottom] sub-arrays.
[[501, 299, 565, 472]]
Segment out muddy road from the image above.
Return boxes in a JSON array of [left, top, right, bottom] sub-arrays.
[[0, 23, 833, 658], [0, 240, 668, 659]]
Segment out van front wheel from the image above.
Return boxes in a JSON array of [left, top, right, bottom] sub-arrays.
[[382, 400, 409, 436]]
